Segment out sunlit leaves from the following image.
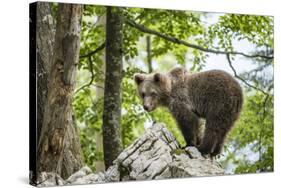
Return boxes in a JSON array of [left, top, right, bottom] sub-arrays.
[[208, 14, 274, 50]]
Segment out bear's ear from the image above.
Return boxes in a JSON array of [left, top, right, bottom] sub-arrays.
[[154, 73, 172, 93], [154, 73, 165, 83], [134, 74, 145, 85]]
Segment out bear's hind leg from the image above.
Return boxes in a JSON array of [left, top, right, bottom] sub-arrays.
[[199, 118, 232, 156], [211, 122, 233, 156], [211, 133, 227, 157], [198, 125, 218, 155]]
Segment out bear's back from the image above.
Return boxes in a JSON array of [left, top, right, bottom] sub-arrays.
[[172, 70, 243, 119]]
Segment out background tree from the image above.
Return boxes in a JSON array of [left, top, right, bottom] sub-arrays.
[[102, 6, 124, 169], [37, 3, 84, 179]]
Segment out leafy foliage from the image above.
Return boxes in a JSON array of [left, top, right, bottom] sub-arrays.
[[70, 5, 274, 174], [207, 14, 273, 51], [221, 92, 273, 173]]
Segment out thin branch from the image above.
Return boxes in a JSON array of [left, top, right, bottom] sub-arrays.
[[75, 56, 104, 95], [76, 42, 105, 94], [248, 63, 271, 75], [125, 19, 273, 60], [79, 42, 106, 59], [227, 55, 272, 170], [226, 54, 269, 96]]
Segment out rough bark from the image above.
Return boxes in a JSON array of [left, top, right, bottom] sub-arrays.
[[36, 2, 55, 143], [37, 123, 224, 186], [37, 4, 84, 179], [102, 6, 124, 169]]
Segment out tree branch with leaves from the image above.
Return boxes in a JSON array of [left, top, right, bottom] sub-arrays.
[[125, 18, 273, 60]]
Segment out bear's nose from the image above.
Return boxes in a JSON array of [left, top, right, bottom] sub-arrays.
[[143, 105, 149, 111]]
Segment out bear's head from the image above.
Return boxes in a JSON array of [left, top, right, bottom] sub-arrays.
[[134, 72, 171, 112]]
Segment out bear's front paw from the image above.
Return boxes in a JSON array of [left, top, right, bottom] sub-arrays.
[[198, 145, 213, 155]]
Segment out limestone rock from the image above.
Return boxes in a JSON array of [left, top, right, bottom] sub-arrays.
[[37, 172, 66, 186], [170, 151, 224, 177], [66, 166, 94, 184], [37, 122, 224, 186], [112, 123, 179, 180]]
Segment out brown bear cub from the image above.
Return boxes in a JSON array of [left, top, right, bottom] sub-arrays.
[[134, 67, 243, 156]]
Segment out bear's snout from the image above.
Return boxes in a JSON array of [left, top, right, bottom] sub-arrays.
[[143, 103, 155, 112], [143, 105, 152, 112]]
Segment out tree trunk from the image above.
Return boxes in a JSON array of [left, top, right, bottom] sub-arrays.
[[102, 6, 124, 169], [36, 2, 55, 143], [37, 3, 84, 179], [146, 35, 153, 73]]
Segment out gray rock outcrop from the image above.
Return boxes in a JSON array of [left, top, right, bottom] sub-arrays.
[[37, 122, 224, 186]]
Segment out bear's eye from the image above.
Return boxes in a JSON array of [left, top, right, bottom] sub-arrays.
[[151, 92, 157, 96], [141, 92, 145, 98]]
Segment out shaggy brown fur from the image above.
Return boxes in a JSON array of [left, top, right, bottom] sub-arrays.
[[134, 67, 243, 156]]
